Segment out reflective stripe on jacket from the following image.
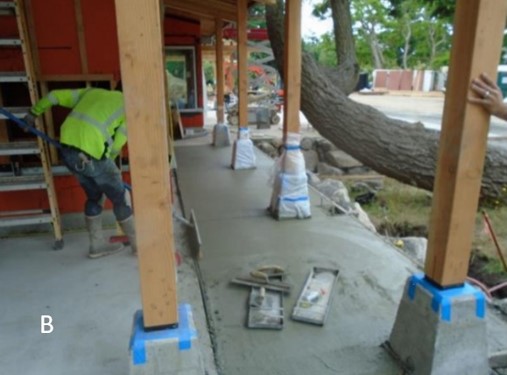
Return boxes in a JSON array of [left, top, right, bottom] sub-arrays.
[[31, 88, 127, 160]]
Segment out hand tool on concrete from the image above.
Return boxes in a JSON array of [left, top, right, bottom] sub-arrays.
[[247, 286, 284, 329], [292, 266, 339, 325], [231, 265, 291, 294]]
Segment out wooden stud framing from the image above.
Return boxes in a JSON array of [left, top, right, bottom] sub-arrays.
[[73, 0, 89, 76], [282, 0, 302, 139], [165, 1, 235, 22], [236, 0, 248, 128], [0, 90, 9, 164], [215, 18, 225, 123], [424, 0, 507, 287], [115, 0, 178, 328], [39, 74, 114, 82], [23, 0, 60, 164]]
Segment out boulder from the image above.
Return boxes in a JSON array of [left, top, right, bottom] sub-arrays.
[[302, 149, 319, 172], [317, 162, 344, 177], [300, 137, 315, 151]]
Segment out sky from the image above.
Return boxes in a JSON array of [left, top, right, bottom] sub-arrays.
[[301, 1, 333, 39]]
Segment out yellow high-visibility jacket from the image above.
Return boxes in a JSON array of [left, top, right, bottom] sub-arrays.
[[31, 88, 127, 160]]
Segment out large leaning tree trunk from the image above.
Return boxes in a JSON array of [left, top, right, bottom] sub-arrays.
[[266, 0, 507, 202]]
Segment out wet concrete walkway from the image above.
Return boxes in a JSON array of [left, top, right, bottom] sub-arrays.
[[175, 142, 507, 375]]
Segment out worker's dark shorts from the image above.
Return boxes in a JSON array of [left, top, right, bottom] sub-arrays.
[[60, 146, 132, 221]]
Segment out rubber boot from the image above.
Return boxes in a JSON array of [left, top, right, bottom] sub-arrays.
[[119, 215, 137, 255], [85, 215, 125, 258]]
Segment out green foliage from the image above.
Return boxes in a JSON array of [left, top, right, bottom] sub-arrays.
[[303, 33, 337, 67], [203, 61, 215, 85], [248, 4, 267, 29], [306, 0, 453, 72]]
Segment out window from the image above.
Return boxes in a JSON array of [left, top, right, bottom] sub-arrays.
[[165, 47, 198, 112]]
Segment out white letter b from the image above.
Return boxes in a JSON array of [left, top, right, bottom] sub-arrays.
[[41, 315, 54, 334]]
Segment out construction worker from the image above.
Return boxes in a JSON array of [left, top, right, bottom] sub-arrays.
[[24, 86, 137, 258]]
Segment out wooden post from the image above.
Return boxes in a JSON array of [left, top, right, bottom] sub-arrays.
[[282, 0, 302, 139], [24, 0, 59, 164], [424, 0, 507, 287], [0, 90, 9, 165], [73, 0, 89, 76], [236, 0, 248, 128], [215, 18, 225, 123], [115, 0, 178, 328]]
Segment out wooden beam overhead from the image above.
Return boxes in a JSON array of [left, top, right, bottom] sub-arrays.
[[165, 0, 236, 21], [115, 0, 178, 328], [424, 0, 507, 287]]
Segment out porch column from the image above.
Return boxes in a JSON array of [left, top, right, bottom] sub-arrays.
[[268, 0, 310, 219], [212, 17, 231, 146], [231, 0, 256, 169], [115, 0, 177, 328], [389, 2, 507, 373]]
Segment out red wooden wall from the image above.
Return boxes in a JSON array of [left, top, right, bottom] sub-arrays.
[[0, 1, 202, 214]]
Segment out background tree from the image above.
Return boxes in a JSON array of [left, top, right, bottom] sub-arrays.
[[265, 0, 507, 201]]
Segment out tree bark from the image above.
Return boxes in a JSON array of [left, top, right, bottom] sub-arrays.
[[330, 0, 359, 87], [266, 0, 507, 201]]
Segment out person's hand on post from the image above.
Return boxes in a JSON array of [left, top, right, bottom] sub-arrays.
[[468, 73, 507, 120]]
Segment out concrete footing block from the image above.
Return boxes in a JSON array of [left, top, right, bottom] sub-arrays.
[[389, 274, 488, 375], [129, 304, 204, 375], [212, 123, 231, 147]]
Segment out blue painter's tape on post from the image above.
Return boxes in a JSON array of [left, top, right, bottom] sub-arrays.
[[129, 304, 197, 366], [284, 145, 301, 151], [407, 273, 486, 322], [280, 196, 309, 202]]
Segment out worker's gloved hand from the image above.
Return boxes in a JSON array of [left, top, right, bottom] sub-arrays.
[[23, 113, 36, 127]]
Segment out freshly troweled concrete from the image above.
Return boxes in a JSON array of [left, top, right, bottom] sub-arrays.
[[0, 220, 217, 374], [175, 143, 507, 375]]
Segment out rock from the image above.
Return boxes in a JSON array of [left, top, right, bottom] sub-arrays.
[[314, 179, 353, 211], [257, 141, 277, 158], [397, 236, 428, 264], [306, 171, 321, 186], [494, 299, 507, 315], [300, 137, 315, 151], [270, 138, 283, 149], [302, 150, 319, 172], [324, 150, 363, 169], [353, 203, 376, 232], [315, 139, 335, 161], [317, 162, 344, 176]]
